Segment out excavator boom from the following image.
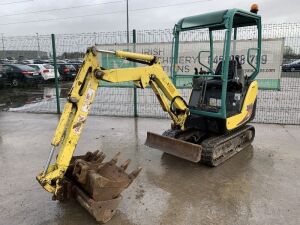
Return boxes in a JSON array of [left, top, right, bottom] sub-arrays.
[[37, 47, 199, 222]]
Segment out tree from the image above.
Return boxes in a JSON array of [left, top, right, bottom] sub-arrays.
[[283, 46, 300, 59], [58, 52, 85, 59]]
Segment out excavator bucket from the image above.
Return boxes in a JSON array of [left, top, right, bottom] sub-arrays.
[[145, 132, 202, 162], [64, 151, 142, 223]]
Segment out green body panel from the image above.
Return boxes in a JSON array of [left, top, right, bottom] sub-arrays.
[[177, 10, 227, 31], [176, 9, 260, 31], [172, 8, 262, 119]]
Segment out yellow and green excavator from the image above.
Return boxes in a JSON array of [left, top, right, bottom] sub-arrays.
[[37, 6, 261, 223]]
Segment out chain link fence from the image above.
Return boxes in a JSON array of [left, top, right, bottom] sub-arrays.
[[1, 23, 300, 124]]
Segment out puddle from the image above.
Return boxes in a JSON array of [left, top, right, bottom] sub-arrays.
[[0, 82, 71, 111]]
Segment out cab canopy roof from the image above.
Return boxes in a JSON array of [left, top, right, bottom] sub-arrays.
[[176, 9, 261, 32]]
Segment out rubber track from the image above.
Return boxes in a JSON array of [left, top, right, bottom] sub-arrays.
[[200, 125, 255, 167], [162, 126, 255, 166]]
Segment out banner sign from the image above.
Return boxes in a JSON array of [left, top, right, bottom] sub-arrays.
[[97, 38, 284, 90]]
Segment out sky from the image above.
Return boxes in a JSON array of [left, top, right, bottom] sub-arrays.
[[0, 0, 299, 35]]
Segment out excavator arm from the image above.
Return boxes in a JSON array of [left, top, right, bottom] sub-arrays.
[[97, 49, 189, 127], [37, 47, 189, 199]]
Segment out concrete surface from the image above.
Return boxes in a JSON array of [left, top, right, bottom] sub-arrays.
[[0, 112, 299, 225]]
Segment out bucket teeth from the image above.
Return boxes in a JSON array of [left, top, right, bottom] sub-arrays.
[[129, 167, 142, 180], [95, 152, 106, 163], [109, 152, 121, 165], [120, 159, 131, 171], [64, 151, 141, 223], [92, 150, 100, 156]]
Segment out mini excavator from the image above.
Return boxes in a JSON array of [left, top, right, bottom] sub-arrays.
[[37, 6, 261, 223]]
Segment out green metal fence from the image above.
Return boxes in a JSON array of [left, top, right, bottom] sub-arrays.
[[1, 23, 300, 124]]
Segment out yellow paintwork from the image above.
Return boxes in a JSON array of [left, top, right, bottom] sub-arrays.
[[226, 80, 258, 130], [116, 50, 155, 62], [37, 47, 189, 197], [37, 48, 101, 195], [100, 63, 189, 127]]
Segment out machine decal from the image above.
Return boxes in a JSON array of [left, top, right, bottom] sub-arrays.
[[82, 88, 95, 113], [73, 115, 86, 135], [237, 103, 254, 126]]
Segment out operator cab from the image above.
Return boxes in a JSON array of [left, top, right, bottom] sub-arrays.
[[190, 57, 244, 116], [171, 8, 261, 133]]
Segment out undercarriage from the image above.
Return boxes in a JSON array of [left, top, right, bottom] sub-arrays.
[[146, 125, 255, 166]]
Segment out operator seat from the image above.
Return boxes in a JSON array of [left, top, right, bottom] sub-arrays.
[[214, 58, 245, 89], [189, 58, 245, 113]]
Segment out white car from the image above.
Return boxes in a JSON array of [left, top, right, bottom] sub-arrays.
[[28, 64, 60, 81]]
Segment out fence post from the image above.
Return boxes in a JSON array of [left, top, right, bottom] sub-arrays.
[[133, 29, 138, 117], [51, 34, 61, 114]]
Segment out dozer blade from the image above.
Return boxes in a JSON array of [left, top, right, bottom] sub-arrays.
[[145, 132, 202, 162], [63, 151, 142, 223]]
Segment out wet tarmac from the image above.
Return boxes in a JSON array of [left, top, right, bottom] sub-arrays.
[[0, 112, 299, 225], [0, 83, 71, 112]]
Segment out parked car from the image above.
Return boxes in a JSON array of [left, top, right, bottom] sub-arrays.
[[282, 59, 300, 72], [68, 59, 83, 64], [0, 59, 17, 64], [33, 59, 47, 64], [28, 64, 60, 81], [1, 64, 43, 87], [0, 65, 9, 87], [0, 59, 8, 64], [39, 59, 51, 64], [70, 63, 81, 73], [19, 59, 34, 64], [56, 63, 77, 80]]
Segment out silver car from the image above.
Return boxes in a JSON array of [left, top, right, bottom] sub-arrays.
[[28, 64, 60, 81]]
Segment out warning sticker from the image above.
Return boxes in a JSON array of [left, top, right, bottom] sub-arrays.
[[82, 88, 95, 113], [73, 115, 86, 135]]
